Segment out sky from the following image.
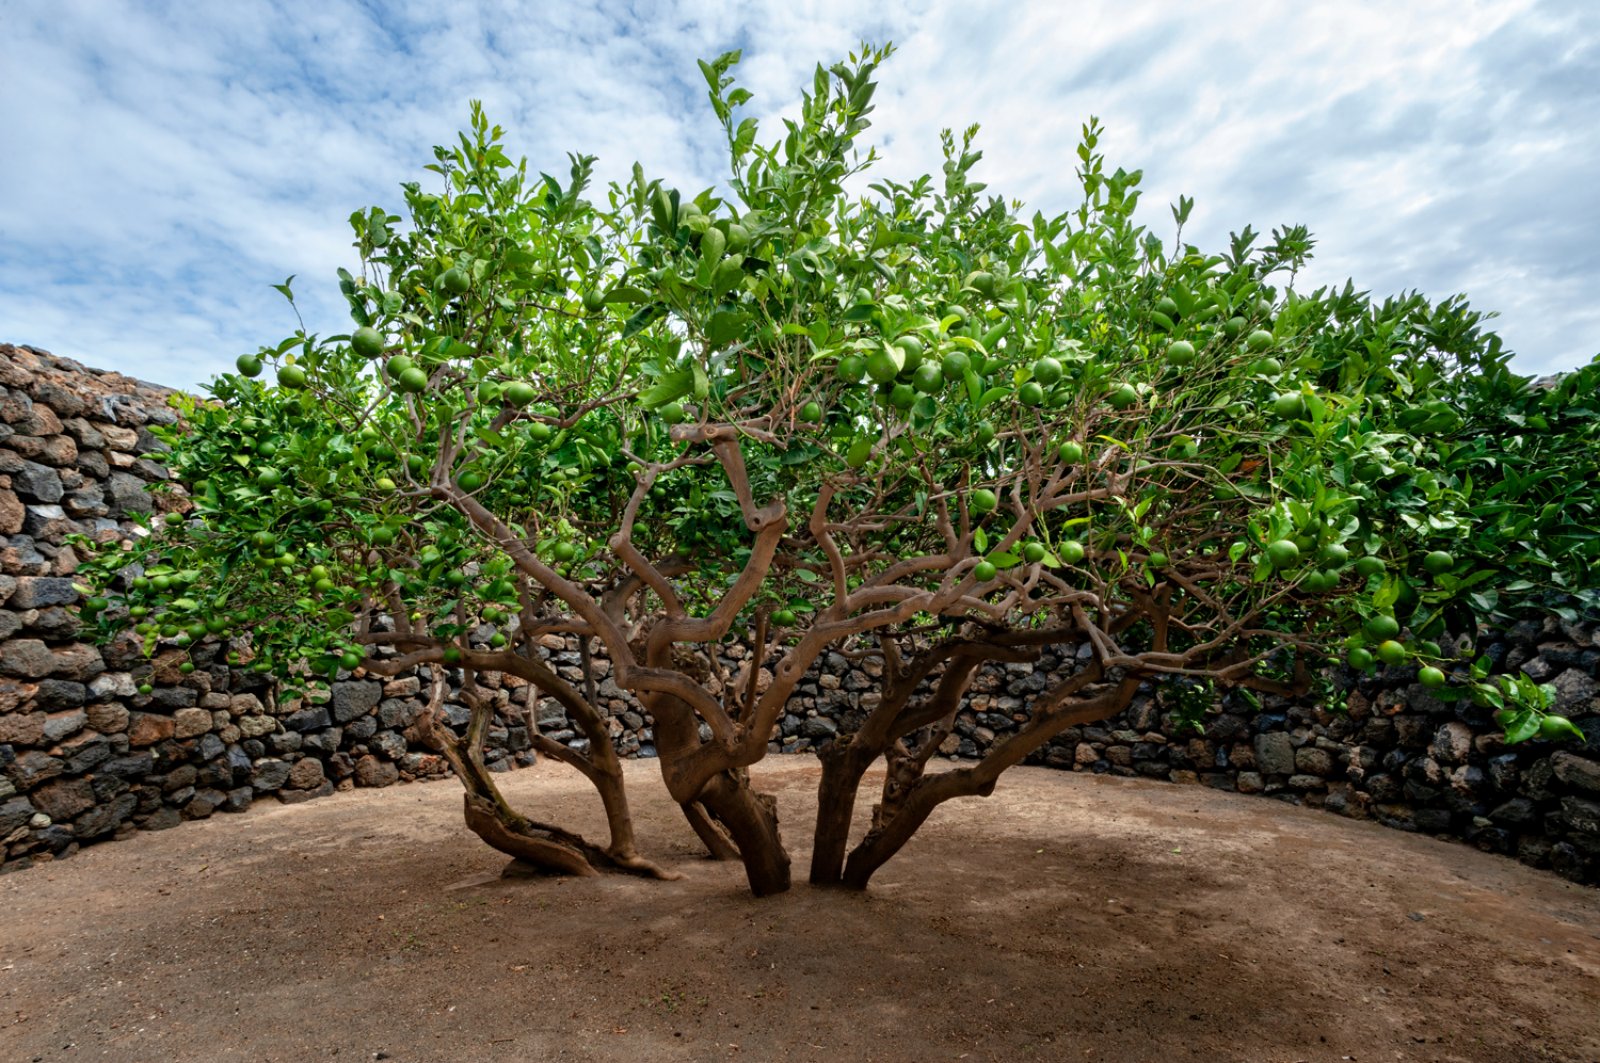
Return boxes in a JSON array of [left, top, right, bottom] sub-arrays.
[[1, 0, 1596, 391]]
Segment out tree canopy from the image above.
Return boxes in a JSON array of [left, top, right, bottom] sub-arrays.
[[77, 44, 1597, 895]]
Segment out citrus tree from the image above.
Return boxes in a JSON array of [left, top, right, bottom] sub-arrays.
[[77, 45, 1589, 896]]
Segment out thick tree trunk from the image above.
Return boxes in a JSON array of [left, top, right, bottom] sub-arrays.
[[420, 677, 675, 880], [695, 767, 791, 896], [838, 677, 1140, 890], [840, 773, 975, 889], [808, 742, 875, 886]]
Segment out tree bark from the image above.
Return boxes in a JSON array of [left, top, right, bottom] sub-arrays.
[[839, 676, 1140, 890], [808, 740, 876, 886]]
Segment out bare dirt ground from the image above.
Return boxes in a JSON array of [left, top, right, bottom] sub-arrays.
[[2, 755, 1597, 1063]]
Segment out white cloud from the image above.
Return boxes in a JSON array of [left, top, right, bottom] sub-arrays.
[[1, 0, 1594, 389]]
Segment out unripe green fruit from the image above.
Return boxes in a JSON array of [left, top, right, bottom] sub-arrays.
[[1347, 647, 1374, 671], [1165, 340, 1196, 366], [866, 350, 900, 384], [1365, 614, 1401, 640], [1247, 329, 1274, 351], [969, 488, 998, 514], [440, 267, 470, 294], [1376, 640, 1407, 666], [351, 327, 384, 359], [1059, 441, 1084, 463], [1108, 383, 1138, 409], [973, 560, 997, 582], [772, 608, 797, 626], [235, 354, 263, 377], [1019, 381, 1045, 407], [1265, 539, 1299, 568], [912, 364, 944, 394], [277, 365, 307, 389], [1354, 555, 1386, 579], [1059, 540, 1085, 564], [1418, 666, 1446, 688], [836, 355, 867, 384], [504, 381, 537, 407], [1023, 542, 1046, 564], [845, 437, 873, 469], [1032, 356, 1063, 385], [800, 400, 823, 423], [1423, 550, 1454, 575], [397, 367, 429, 394]]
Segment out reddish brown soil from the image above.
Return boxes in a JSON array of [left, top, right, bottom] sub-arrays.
[[2, 756, 1597, 1063]]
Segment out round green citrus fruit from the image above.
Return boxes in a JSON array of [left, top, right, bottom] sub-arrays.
[[1423, 550, 1454, 575], [1265, 539, 1299, 568], [1364, 614, 1400, 640], [351, 327, 384, 359]]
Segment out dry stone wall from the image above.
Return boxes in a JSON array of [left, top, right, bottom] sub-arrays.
[[2, 343, 1598, 885]]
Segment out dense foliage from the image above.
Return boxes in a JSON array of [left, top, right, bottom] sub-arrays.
[[75, 45, 1595, 892]]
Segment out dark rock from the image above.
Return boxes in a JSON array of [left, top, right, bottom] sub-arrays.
[[377, 698, 417, 729], [329, 681, 381, 722], [99, 752, 154, 779], [73, 792, 137, 838], [1293, 747, 1334, 777], [1253, 733, 1295, 775], [1551, 752, 1600, 794], [0, 795, 37, 834], [0, 638, 53, 678], [1561, 796, 1600, 836], [34, 679, 86, 710], [221, 787, 253, 813], [344, 715, 377, 742], [284, 706, 331, 733], [6, 750, 63, 789], [105, 471, 152, 516], [370, 731, 407, 760], [278, 779, 334, 804], [141, 807, 182, 831], [29, 777, 94, 821], [252, 759, 292, 792], [11, 460, 63, 503], [9, 576, 75, 609]]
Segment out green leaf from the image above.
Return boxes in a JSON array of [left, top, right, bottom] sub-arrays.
[[638, 369, 695, 410]]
